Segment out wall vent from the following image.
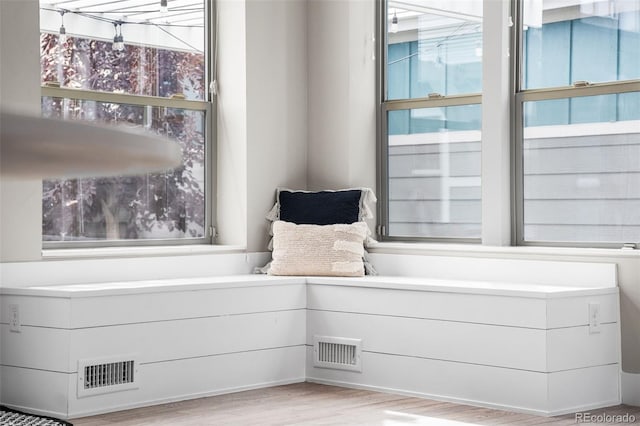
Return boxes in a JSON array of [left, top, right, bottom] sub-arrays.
[[77, 356, 139, 398], [313, 336, 362, 372]]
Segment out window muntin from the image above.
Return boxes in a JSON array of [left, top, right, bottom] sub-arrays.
[[39, 0, 211, 247], [380, 0, 482, 241], [516, 0, 640, 247]]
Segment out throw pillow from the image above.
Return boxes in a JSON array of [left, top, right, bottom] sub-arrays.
[[266, 188, 376, 225], [269, 220, 369, 277]]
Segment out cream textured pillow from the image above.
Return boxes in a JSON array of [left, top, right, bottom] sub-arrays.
[[269, 221, 368, 277]]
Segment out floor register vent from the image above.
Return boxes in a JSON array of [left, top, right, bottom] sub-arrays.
[[313, 336, 362, 372], [78, 356, 139, 398]]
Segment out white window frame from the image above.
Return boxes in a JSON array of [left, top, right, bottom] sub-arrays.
[[40, 1, 217, 249], [512, 0, 640, 249], [376, 0, 483, 243]]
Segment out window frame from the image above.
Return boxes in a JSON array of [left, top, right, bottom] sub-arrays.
[[376, 0, 483, 243], [512, 0, 640, 249], [40, 0, 217, 250]]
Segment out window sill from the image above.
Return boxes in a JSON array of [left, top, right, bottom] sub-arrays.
[[42, 244, 247, 260], [367, 241, 640, 259]]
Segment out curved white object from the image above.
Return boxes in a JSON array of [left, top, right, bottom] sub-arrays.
[[0, 111, 182, 179]]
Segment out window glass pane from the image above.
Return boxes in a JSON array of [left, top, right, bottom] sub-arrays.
[[41, 98, 206, 242], [523, 93, 640, 243], [40, 3, 205, 100], [387, 104, 481, 238], [523, 0, 640, 89], [39, 1, 208, 245], [386, 1, 482, 100]]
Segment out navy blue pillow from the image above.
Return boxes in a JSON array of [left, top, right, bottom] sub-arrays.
[[279, 190, 362, 225]]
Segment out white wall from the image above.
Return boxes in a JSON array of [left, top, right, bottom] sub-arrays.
[[481, 0, 511, 245], [307, 0, 376, 193], [217, 0, 308, 251], [215, 0, 248, 247], [246, 0, 308, 252], [0, 0, 42, 263]]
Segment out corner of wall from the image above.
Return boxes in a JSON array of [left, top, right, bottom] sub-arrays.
[[215, 0, 248, 247], [306, 0, 376, 200], [245, 0, 308, 252], [0, 0, 43, 262], [622, 372, 640, 407]]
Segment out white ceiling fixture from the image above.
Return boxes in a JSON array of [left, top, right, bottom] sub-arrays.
[[0, 110, 182, 179]]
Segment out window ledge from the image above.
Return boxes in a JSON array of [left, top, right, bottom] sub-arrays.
[[367, 242, 640, 259], [42, 244, 247, 260]]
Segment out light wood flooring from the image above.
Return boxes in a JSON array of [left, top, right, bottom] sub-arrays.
[[71, 382, 640, 426]]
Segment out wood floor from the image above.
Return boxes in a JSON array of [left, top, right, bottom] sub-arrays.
[[71, 382, 640, 426]]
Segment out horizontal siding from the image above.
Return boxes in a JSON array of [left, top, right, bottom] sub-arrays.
[[525, 200, 640, 224], [390, 178, 481, 200], [524, 144, 640, 175], [524, 224, 640, 242], [389, 222, 480, 238], [389, 200, 480, 222], [388, 141, 481, 238], [524, 173, 640, 199], [524, 133, 640, 242], [388, 132, 639, 241], [390, 141, 480, 155], [389, 151, 481, 178]]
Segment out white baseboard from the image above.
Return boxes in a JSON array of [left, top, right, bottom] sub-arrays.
[[306, 377, 620, 417], [306, 377, 551, 416], [622, 372, 640, 407], [4, 378, 307, 420], [68, 377, 306, 420]]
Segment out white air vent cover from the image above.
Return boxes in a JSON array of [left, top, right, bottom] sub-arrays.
[[78, 355, 139, 398], [313, 336, 362, 372]]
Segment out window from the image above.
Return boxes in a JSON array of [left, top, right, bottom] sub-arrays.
[[515, 0, 640, 246], [39, 1, 212, 247], [379, 0, 483, 241]]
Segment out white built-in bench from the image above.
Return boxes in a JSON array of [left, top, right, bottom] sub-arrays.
[[0, 255, 620, 419]]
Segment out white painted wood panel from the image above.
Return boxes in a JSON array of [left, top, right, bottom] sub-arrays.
[[0, 365, 70, 419], [366, 254, 617, 288], [307, 284, 549, 328], [1, 325, 70, 372], [547, 293, 619, 328], [306, 349, 620, 416], [307, 276, 618, 298], [0, 295, 71, 328], [547, 364, 621, 414], [0, 253, 266, 288], [7, 275, 303, 297], [546, 324, 620, 373], [305, 347, 551, 415], [70, 310, 306, 370], [308, 311, 619, 373], [1, 310, 306, 373], [69, 283, 306, 327], [0, 267, 620, 418], [67, 346, 307, 419], [307, 310, 548, 371]]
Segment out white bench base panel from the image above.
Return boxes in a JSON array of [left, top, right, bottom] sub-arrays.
[[0, 272, 620, 419]]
